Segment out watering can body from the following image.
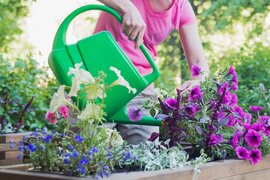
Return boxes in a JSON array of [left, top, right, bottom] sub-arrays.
[[48, 5, 161, 126]]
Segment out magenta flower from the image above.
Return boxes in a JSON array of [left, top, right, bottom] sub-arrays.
[[208, 134, 223, 146], [228, 66, 237, 77], [251, 122, 264, 132], [164, 98, 178, 109], [243, 112, 252, 124], [232, 106, 244, 119], [191, 65, 201, 77], [227, 116, 236, 127], [128, 107, 143, 122], [45, 111, 58, 125], [231, 82, 238, 91], [231, 131, 243, 149], [244, 129, 263, 148], [189, 85, 204, 102], [259, 116, 270, 136], [58, 105, 69, 119], [209, 99, 217, 109], [229, 93, 238, 106], [185, 103, 199, 117], [249, 149, 262, 165], [218, 82, 229, 96], [235, 146, 250, 160], [249, 105, 264, 113]]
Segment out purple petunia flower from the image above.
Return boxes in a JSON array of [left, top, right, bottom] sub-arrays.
[[231, 82, 238, 91], [128, 107, 143, 122], [164, 98, 178, 109], [209, 99, 217, 109], [251, 122, 264, 132], [229, 93, 238, 106], [208, 134, 223, 146], [231, 131, 243, 149], [185, 103, 199, 117], [249, 148, 262, 165], [243, 112, 252, 124], [244, 130, 263, 148], [249, 105, 264, 113], [189, 85, 204, 102], [227, 116, 236, 127], [235, 146, 250, 160], [191, 65, 201, 77], [259, 116, 270, 136], [74, 134, 84, 143]]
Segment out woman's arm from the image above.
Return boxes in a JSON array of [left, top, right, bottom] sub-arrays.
[[97, 0, 146, 48], [180, 24, 209, 81], [178, 24, 209, 91]]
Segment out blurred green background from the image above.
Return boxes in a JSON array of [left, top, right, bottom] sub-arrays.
[[1, 0, 270, 132]]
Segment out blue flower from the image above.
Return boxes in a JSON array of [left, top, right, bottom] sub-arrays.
[[79, 154, 89, 165], [67, 144, 74, 151], [104, 170, 110, 177], [35, 128, 40, 132], [61, 132, 65, 137], [77, 165, 85, 175], [42, 134, 53, 143], [74, 134, 84, 143], [17, 154, 23, 159], [124, 151, 131, 160], [40, 144, 46, 151], [99, 170, 103, 178], [91, 147, 99, 153], [63, 158, 70, 164], [9, 140, 16, 149], [57, 147, 62, 155], [18, 145, 24, 152], [72, 150, 79, 158], [30, 132, 39, 137], [52, 130, 57, 134], [28, 144, 37, 152]]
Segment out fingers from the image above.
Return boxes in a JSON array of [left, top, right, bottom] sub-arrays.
[[135, 27, 145, 49]]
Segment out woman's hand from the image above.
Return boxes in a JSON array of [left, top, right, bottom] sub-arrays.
[[97, 0, 146, 49], [177, 79, 200, 93], [122, 4, 146, 49]]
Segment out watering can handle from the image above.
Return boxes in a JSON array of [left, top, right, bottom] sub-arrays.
[[52, 4, 160, 84]]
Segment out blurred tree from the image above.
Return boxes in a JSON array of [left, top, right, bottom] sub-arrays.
[[0, 0, 34, 52]]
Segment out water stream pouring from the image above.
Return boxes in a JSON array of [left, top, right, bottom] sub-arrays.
[[48, 5, 162, 126]]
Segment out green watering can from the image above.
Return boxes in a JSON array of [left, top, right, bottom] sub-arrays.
[[48, 5, 161, 126]]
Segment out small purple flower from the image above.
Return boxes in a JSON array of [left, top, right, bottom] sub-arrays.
[[249, 149, 262, 165], [74, 134, 84, 143], [128, 107, 143, 122], [191, 65, 201, 77], [28, 144, 37, 152], [64, 158, 70, 164], [9, 139, 16, 149], [231, 82, 238, 91], [208, 134, 223, 146], [227, 116, 236, 127], [209, 99, 217, 109], [79, 154, 89, 165], [251, 123, 264, 132], [77, 165, 86, 175], [229, 93, 238, 106], [189, 85, 204, 102], [164, 98, 178, 109], [244, 130, 263, 148], [249, 105, 264, 113], [42, 134, 53, 143], [243, 112, 252, 124], [235, 146, 250, 160], [185, 103, 199, 117]]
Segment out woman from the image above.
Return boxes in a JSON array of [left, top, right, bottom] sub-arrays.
[[95, 0, 209, 144]]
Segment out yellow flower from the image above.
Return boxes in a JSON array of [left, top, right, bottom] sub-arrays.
[[68, 63, 95, 97], [85, 83, 104, 100], [109, 66, 137, 94]]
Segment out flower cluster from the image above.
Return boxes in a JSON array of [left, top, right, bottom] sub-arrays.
[[144, 65, 269, 164]]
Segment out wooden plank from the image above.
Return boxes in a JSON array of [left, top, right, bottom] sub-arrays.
[[0, 164, 30, 170], [0, 151, 20, 160], [0, 132, 32, 143], [0, 143, 16, 152], [219, 168, 270, 180], [0, 159, 23, 166]]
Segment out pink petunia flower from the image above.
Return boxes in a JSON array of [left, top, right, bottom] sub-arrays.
[[231, 131, 243, 149], [249, 148, 262, 165], [45, 111, 58, 125], [185, 103, 199, 117], [244, 129, 263, 148], [191, 65, 201, 77], [208, 134, 223, 146], [235, 146, 250, 160], [58, 105, 69, 119]]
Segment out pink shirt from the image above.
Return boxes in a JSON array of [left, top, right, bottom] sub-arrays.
[[94, 0, 197, 75]]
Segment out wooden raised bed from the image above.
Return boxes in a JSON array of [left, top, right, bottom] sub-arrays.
[[0, 132, 30, 166], [0, 156, 269, 180]]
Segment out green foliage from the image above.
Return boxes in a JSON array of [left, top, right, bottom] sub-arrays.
[[209, 43, 270, 109], [0, 0, 34, 51], [0, 54, 58, 133]]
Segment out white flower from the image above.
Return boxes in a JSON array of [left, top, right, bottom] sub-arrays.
[[68, 62, 95, 97], [78, 103, 103, 120], [49, 85, 72, 112], [85, 83, 104, 100], [109, 66, 137, 94], [106, 128, 124, 147]]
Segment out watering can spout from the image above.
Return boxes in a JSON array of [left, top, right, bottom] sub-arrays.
[[109, 107, 162, 126]]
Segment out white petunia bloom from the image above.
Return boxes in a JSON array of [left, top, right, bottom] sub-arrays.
[[109, 66, 137, 94], [49, 85, 72, 113], [68, 62, 95, 97], [78, 103, 103, 120]]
